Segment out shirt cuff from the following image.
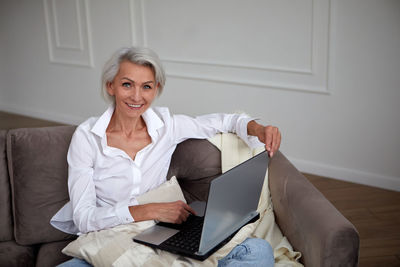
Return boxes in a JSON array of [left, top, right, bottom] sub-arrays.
[[115, 200, 137, 224]]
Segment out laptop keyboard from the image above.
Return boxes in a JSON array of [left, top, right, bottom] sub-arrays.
[[161, 215, 204, 253]]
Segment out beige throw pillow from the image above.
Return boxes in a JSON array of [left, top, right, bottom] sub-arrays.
[[62, 176, 185, 260], [137, 176, 186, 204]]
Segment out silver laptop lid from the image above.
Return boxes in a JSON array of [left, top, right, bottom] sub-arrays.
[[198, 151, 268, 254]]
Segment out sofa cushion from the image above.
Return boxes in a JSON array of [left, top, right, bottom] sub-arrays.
[[7, 126, 77, 245], [36, 239, 75, 267], [166, 139, 222, 203], [0, 240, 36, 267], [0, 130, 13, 241]]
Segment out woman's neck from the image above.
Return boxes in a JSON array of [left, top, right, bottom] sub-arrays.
[[107, 111, 146, 137]]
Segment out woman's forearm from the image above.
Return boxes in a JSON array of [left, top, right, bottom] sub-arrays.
[[247, 120, 263, 137], [129, 201, 196, 224]]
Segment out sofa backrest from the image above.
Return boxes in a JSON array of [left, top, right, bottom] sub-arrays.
[[6, 126, 77, 246], [167, 138, 222, 203], [0, 130, 13, 242]]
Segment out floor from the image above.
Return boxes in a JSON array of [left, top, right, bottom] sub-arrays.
[[305, 173, 400, 267], [1, 111, 400, 266]]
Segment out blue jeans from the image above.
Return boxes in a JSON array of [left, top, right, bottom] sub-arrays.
[[57, 258, 92, 267], [218, 238, 274, 267], [58, 238, 274, 267]]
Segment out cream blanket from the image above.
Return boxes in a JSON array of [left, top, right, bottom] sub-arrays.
[[62, 133, 302, 266]]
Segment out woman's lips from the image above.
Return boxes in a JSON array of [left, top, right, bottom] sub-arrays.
[[126, 103, 143, 109]]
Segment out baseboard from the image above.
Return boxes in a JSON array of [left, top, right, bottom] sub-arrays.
[[289, 156, 400, 192], [0, 102, 85, 126]]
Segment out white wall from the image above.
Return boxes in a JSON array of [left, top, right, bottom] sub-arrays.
[[1, 0, 399, 191]]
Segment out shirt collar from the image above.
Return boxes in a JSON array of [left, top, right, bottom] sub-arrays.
[[142, 107, 164, 141], [91, 105, 114, 137], [90, 105, 164, 140]]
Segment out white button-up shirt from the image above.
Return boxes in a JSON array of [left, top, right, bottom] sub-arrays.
[[51, 106, 262, 234]]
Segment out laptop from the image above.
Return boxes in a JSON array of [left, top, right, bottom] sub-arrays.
[[133, 150, 269, 261]]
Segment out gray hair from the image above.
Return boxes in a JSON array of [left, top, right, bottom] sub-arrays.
[[101, 46, 166, 103]]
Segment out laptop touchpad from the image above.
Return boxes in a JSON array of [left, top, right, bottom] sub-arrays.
[[134, 225, 179, 245]]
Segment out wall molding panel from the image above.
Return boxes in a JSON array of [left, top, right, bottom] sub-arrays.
[[43, 0, 93, 67], [52, 0, 84, 50], [130, 0, 331, 94]]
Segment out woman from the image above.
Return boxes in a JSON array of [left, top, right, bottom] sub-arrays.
[[54, 47, 280, 266]]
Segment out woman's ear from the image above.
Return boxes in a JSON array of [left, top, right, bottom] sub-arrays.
[[106, 81, 115, 96]]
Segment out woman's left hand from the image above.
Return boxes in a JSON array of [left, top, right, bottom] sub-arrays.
[[248, 121, 281, 157]]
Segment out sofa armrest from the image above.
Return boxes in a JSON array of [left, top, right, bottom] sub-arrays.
[[268, 151, 359, 267]]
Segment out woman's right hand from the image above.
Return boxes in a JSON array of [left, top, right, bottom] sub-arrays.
[[129, 201, 196, 224]]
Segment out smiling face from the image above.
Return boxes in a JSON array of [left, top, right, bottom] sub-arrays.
[[107, 60, 158, 120]]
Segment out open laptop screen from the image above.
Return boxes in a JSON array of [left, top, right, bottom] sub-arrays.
[[198, 151, 268, 254]]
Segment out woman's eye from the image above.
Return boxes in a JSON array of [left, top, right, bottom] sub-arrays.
[[122, 82, 131, 88], [143, 84, 152, 89]]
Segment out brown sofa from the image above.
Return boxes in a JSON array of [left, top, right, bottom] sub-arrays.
[[0, 126, 359, 267]]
